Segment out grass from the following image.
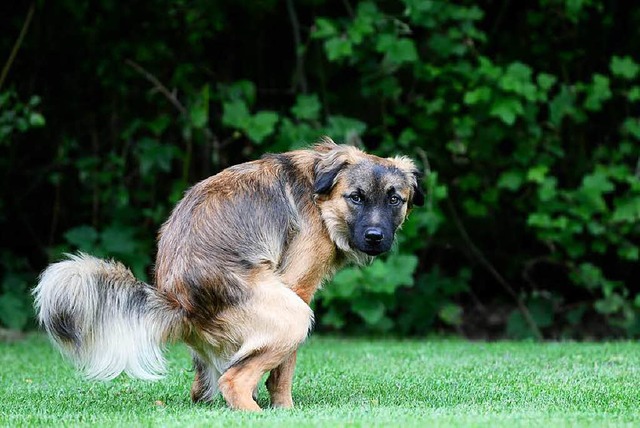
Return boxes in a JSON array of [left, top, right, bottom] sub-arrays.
[[1, 335, 639, 427]]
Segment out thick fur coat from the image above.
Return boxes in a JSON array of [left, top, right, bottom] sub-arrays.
[[34, 138, 423, 410]]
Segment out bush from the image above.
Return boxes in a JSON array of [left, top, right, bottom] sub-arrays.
[[1, 0, 638, 337]]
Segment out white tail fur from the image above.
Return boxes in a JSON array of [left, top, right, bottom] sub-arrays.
[[33, 253, 177, 380]]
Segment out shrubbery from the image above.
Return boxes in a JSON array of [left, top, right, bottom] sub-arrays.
[[1, 0, 639, 338]]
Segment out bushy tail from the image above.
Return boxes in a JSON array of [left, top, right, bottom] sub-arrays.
[[33, 253, 180, 380]]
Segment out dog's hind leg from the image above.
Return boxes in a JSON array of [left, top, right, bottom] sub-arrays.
[[216, 278, 312, 411], [266, 350, 297, 408], [190, 353, 221, 403]]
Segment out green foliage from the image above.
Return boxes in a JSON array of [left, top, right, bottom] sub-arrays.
[[0, 90, 45, 145], [309, 0, 640, 337], [0, 252, 33, 330], [221, 81, 280, 144], [0, 91, 46, 329], [1, 0, 639, 338]]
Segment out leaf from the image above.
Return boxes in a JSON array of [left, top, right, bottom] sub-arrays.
[[137, 138, 179, 175], [463, 198, 488, 217], [100, 225, 137, 255], [463, 86, 491, 105], [365, 254, 418, 293], [612, 196, 640, 223], [222, 99, 251, 129], [64, 225, 98, 248], [497, 170, 524, 191], [385, 38, 419, 64], [222, 80, 257, 105], [583, 74, 612, 111], [505, 62, 533, 81], [326, 115, 367, 141], [581, 170, 614, 194], [537, 72, 557, 91], [313, 18, 338, 39], [324, 37, 353, 62], [324, 267, 363, 301], [577, 169, 614, 212], [28, 112, 46, 127], [352, 299, 386, 325], [595, 293, 624, 315], [571, 262, 604, 290], [348, 2, 378, 44], [500, 62, 537, 101], [622, 118, 640, 140], [549, 85, 579, 127], [147, 114, 171, 136], [438, 303, 463, 326], [246, 111, 279, 144], [628, 87, 640, 102], [291, 94, 321, 121], [527, 213, 552, 228], [618, 245, 639, 261], [538, 177, 558, 201], [489, 97, 523, 125], [321, 306, 346, 329], [610, 55, 640, 80], [190, 105, 208, 129], [398, 128, 417, 148], [526, 164, 549, 183], [376, 34, 418, 64]]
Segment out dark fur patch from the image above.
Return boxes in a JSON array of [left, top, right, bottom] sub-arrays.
[[266, 153, 313, 207], [184, 270, 249, 322], [49, 310, 79, 345], [314, 162, 345, 194], [190, 354, 211, 403], [126, 284, 149, 314], [412, 184, 425, 206], [238, 259, 255, 270]]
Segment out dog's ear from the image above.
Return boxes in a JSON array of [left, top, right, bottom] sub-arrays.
[[314, 138, 360, 195], [389, 155, 425, 208], [314, 162, 345, 195], [411, 170, 425, 207]]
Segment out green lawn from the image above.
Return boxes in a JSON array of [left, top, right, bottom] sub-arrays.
[[1, 335, 638, 427]]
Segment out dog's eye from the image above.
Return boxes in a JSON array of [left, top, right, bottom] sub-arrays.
[[389, 195, 402, 206], [348, 193, 363, 204]]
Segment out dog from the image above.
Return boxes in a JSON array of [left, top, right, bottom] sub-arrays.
[[33, 138, 423, 411]]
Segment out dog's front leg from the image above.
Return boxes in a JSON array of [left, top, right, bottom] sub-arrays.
[[266, 350, 298, 408]]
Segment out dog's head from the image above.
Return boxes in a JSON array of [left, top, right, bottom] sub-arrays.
[[313, 138, 424, 260]]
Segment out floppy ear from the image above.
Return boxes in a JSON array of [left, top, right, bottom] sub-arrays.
[[411, 170, 425, 207], [389, 155, 425, 208], [313, 138, 360, 195], [314, 162, 345, 194]]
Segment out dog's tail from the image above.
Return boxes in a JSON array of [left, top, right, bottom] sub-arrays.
[[33, 253, 181, 380]]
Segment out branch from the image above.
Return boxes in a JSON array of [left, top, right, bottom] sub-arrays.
[[285, 0, 308, 93], [125, 59, 187, 116], [341, 0, 355, 17], [445, 197, 544, 340], [0, 2, 35, 91]]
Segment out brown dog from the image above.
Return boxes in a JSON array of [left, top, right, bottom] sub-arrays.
[[34, 138, 423, 411]]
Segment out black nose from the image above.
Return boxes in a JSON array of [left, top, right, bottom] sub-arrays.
[[364, 227, 384, 243]]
